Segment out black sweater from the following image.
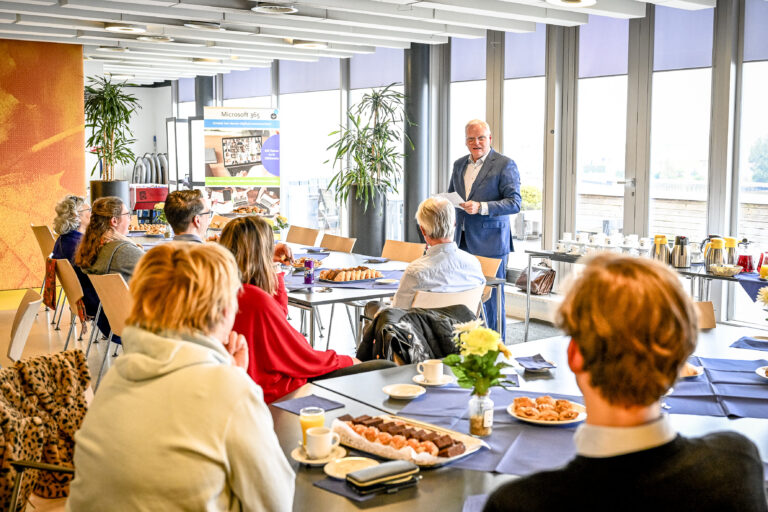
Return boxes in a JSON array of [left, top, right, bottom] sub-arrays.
[[483, 432, 767, 512]]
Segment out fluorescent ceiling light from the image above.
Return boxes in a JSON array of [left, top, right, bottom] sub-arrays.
[[98, 46, 130, 52], [193, 57, 222, 64], [545, 0, 598, 7], [104, 23, 146, 34], [284, 38, 328, 49], [250, 3, 298, 14], [136, 35, 175, 43], [183, 21, 224, 31], [106, 73, 134, 80]]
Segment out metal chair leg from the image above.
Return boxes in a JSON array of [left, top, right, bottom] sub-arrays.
[[345, 305, 356, 333], [8, 465, 25, 512], [314, 307, 324, 338], [86, 305, 102, 358], [51, 288, 64, 325], [64, 312, 75, 350], [326, 304, 335, 350], [95, 333, 113, 390], [54, 294, 67, 330], [112, 344, 120, 357]]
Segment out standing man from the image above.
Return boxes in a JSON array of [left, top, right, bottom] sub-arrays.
[[449, 119, 521, 339]]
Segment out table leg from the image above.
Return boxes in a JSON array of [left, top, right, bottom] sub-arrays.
[[496, 281, 503, 340], [309, 308, 316, 348], [524, 254, 533, 344]]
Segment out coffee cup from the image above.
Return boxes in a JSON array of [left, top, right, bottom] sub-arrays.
[[562, 232, 573, 242], [305, 426, 340, 459], [417, 359, 443, 383], [576, 232, 589, 244], [639, 237, 652, 248], [555, 242, 566, 253]]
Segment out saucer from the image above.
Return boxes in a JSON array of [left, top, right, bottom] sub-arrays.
[[376, 278, 399, 285], [324, 457, 379, 480], [756, 366, 768, 380], [290, 445, 346, 466], [383, 384, 426, 400], [412, 374, 455, 387]]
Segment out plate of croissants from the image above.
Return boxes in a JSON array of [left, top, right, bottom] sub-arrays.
[[318, 267, 383, 282], [507, 396, 586, 425]]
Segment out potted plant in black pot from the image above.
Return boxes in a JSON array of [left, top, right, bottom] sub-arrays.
[[85, 75, 140, 205], [327, 83, 412, 256]]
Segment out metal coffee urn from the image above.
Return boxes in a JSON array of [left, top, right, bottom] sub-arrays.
[[653, 235, 671, 264], [670, 236, 691, 268]]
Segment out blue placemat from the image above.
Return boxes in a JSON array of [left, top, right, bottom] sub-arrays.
[[721, 397, 768, 419], [292, 252, 331, 260], [303, 246, 328, 252], [734, 272, 767, 302], [446, 420, 521, 473], [706, 368, 767, 385], [462, 494, 489, 512], [515, 354, 556, 371], [313, 478, 377, 502], [698, 357, 768, 372], [272, 394, 345, 415], [730, 336, 768, 352], [662, 395, 726, 417], [495, 427, 576, 476], [284, 270, 404, 291]]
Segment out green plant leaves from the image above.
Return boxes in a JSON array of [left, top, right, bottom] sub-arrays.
[[443, 350, 515, 396]]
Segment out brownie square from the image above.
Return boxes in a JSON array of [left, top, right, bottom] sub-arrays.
[[421, 431, 439, 442], [434, 435, 454, 450], [412, 430, 429, 441], [438, 443, 466, 458], [402, 428, 417, 439], [336, 414, 354, 422], [352, 415, 372, 424], [389, 425, 405, 436], [362, 417, 384, 427], [378, 422, 396, 433]]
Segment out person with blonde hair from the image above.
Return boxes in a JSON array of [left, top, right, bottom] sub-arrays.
[[68, 243, 294, 512], [219, 215, 394, 403], [52, 194, 91, 263], [482, 254, 767, 511], [392, 196, 485, 308]]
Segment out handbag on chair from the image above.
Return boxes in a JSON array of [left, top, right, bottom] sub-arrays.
[[515, 262, 556, 295]]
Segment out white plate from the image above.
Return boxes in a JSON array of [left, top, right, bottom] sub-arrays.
[[376, 278, 399, 285], [382, 384, 426, 400], [323, 457, 379, 480], [756, 366, 768, 380], [680, 365, 704, 379], [290, 445, 346, 466], [412, 374, 456, 387], [507, 401, 586, 426]]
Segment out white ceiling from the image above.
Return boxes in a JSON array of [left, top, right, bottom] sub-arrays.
[[0, 0, 715, 85]]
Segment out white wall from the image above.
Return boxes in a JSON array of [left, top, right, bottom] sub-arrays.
[[116, 85, 172, 180]]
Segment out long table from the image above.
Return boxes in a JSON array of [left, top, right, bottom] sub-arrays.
[[270, 322, 768, 510]]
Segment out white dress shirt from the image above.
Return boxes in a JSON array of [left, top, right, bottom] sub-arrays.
[[573, 414, 677, 458], [392, 242, 486, 309], [464, 155, 489, 216]]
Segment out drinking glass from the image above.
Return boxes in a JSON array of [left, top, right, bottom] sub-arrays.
[[299, 407, 325, 446]]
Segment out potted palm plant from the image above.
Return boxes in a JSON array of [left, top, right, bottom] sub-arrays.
[[85, 75, 140, 205], [327, 83, 412, 256]]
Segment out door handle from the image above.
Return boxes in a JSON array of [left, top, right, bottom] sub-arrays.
[[617, 178, 636, 188]]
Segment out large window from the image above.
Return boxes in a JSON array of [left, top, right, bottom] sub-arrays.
[[450, 37, 486, 164], [503, 25, 546, 267], [177, 78, 196, 119], [648, 7, 713, 242], [222, 68, 272, 109], [575, 17, 629, 236]]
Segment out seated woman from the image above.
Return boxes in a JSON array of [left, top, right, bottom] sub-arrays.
[[68, 243, 294, 511], [219, 216, 395, 403], [75, 196, 144, 341]]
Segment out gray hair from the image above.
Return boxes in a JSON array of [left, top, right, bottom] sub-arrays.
[[465, 119, 491, 135], [416, 197, 455, 239], [53, 195, 86, 235]]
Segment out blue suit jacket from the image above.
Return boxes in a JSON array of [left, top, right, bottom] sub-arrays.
[[448, 149, 521, 258]]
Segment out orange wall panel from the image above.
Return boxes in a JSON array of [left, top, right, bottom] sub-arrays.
[[0, 39, 85, 289]]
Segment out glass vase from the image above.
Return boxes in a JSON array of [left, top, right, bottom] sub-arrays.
[[468, 392, 493, 437]]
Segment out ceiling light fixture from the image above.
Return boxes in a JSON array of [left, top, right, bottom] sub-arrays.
[[183, 21, 224, 31], [193, 57, 222, 64], [544, 0, 597, 7], [291, 39, 328, 49], [250, 2, 298, 14], [137, 35, 175, 43], [104, 23, 147, 34], [106, 73, 134, 80], [97, 46, 130, 53]]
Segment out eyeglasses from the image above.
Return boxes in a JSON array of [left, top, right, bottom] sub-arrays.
[[466, 136, 488, 143], [118, 211, 131, 217], [198, 210, 214, 218], [78, 207, 91, 214]]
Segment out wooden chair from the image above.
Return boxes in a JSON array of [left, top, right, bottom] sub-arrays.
[[55, 259, 95, 351], [474, 255, 502, 323], [411, 285, 485, 317], [30, 224, 64, 321], [6, 289, 42, 364], [381, 240, 426, 263], [285, 225, 320, 246], [88, 273, 133, 389], [320, 233, 356, 253]]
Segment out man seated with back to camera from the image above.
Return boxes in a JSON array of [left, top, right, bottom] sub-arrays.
[[483, 254, 767, 512], [164, 189, 293, 262]]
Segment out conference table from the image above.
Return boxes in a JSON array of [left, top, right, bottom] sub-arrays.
[[269, 322, 768, 511]]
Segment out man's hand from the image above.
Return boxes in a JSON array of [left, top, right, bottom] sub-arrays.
[[460, 201, 480, 215], [274, 243, 293, 263], [224, 331, 249, 370]]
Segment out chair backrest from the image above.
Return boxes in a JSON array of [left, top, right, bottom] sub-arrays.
[[55, 259, 85, 315], [30, 224, 55, 261], [475, 255, 502, 278], [285, 225, 320, 246], [320, 233, 356, 253], [381, 240, 426, 263], [88, 274, 132, 337], [411, 285, 485, 314], [8, 289, 42, 362]]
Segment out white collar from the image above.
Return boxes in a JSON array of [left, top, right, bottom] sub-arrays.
[[573, 414, 677, 458], [468, 153, 488, 166]]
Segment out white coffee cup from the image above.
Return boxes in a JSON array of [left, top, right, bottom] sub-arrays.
[[639, 237, 652, 248], [305, 426, 340, 459], [417, 359, 443, 384], [577, 232, 589, 243], [555, 242, 566, 253], [562, 232, 573, 242]]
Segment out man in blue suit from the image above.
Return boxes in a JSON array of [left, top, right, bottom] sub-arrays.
[[448, 119, 521, 340]]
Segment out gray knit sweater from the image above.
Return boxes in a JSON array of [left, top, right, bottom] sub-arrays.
[[83, 240, 144, 283]]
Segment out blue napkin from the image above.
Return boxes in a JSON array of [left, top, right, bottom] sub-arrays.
[[303, 246, 328, 253], [495, 427, 576, 476], [515, 354, 556, 371], [668, 380, 714, 397], [730, 336, 768, 352], [711, 383, 768, 399], [698, 357, 768, 372], [463, 495, 489, 512], [272, 394, 345, 415], [734, 272, 767, 302], [313, 478, 377, 502], [661, 396, 726, 416], [446, 420, 520, 473], [706, 368, 767, 385], [721, 397, 768, 419], [292, 252, 331, 260]]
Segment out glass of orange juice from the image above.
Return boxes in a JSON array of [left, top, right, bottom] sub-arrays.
[[299, 407, 325, 446], [760, 264, 768, 280]]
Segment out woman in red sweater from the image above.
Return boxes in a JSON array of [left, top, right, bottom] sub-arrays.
[[220, 216, 394, 403]]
